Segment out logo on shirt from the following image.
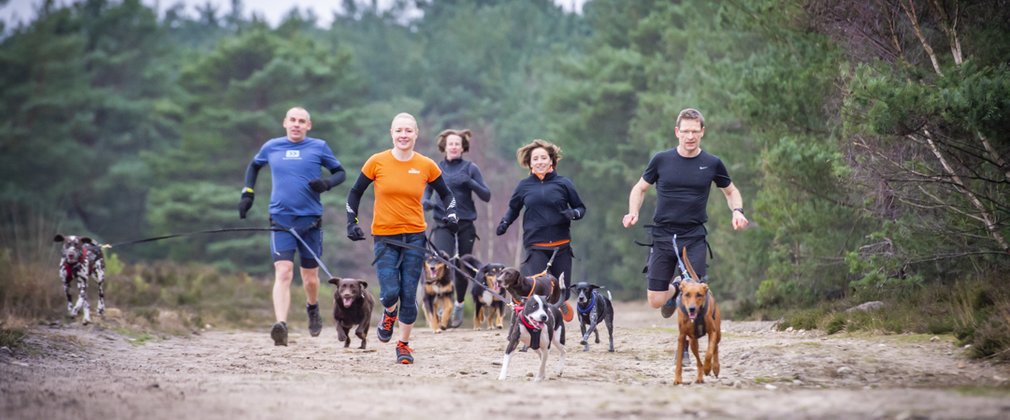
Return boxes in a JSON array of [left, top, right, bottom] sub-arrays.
[[699, 166, 708, 170], [284, 150, 301, 160], [408, 168, 421, 174]]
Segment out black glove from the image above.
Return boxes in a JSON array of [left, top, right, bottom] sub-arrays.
[[560, 208, 579, 220], [443, 213, 459, 234], [238, 191, 254, 219], [309, 179, 329, 193], [496, 220, 509, 236], [347, 223, 365, 241]]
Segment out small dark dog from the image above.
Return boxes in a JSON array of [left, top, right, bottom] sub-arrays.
[[498, 267, 564, 306], [498, 295, 567, 381], [421, 254, 455, 333], [54, 234, 106, 325], [470, 261, 506, 330], [570, 282, 615, 352], [327, 277, 374, 349]]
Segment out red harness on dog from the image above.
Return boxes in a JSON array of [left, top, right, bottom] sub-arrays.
[[62, 247, 87, 280], [513, 304, 544, 349]]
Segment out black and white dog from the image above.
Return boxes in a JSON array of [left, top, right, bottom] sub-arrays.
[[498, 295, 566, 382], [54, 234, 106, 325], [570, 282, 615, 352]]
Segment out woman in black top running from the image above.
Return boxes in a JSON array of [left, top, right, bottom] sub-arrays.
[[496, 139, 586, 321], [423, 129, 492, 328]]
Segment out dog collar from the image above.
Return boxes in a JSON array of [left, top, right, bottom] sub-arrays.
[[578, 292, 597, 315]]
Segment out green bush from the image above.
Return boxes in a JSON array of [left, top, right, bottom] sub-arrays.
[[0, 326, 26, 348]]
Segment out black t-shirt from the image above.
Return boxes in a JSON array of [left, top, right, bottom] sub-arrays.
[[642, 148, 731, 237]]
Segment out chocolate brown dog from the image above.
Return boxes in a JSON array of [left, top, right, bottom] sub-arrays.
[[674, 248, 721, 385], [498, 267, 564, 306], [328, 277, 374, 349]]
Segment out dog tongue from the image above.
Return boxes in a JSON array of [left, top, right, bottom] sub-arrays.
[[342, 297, 355, 307]]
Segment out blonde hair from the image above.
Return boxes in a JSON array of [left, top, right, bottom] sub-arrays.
[[436, 129, 472, 153], [516, 139, 562, 169], [391, 112, 418, 128]]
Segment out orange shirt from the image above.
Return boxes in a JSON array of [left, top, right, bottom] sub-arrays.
[[362, 150, 442, 235]]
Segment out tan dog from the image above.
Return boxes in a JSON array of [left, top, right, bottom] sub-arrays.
[[422, 254, 455, 333], [674, 248, 721, 385]]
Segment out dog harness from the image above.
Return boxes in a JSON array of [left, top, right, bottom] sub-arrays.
[[677, 293, 710, 339], [510, 273, 557, 305], [513, 304, 543, 350], [63, 247, 88, 280]]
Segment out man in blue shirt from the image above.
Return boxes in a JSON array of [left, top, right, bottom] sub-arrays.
[[622, 108, 749, 319], [239, 107, 346, 346]]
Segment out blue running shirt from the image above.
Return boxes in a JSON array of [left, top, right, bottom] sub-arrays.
[[252, 137, 342, 216]]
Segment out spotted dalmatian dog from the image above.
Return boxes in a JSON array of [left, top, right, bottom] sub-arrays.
[[54, 234, 106, 324]]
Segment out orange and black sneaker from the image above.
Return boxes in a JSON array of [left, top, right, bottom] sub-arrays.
[[377, 309, 397, 343], [395, 341, 414, 364]]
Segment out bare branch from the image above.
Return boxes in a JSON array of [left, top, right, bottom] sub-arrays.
[[919, 130, 1010, 252], [929, 0, 963, 65], [899, 0, 943, 75]]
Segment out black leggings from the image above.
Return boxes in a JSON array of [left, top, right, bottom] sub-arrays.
[[520, 245, 573, 301], [430, 220, 477, 303]]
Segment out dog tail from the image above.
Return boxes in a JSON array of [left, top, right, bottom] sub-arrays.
[[558, 272, 566, 290], [460, 254, 482, 274], [607, 290, 613, 301]]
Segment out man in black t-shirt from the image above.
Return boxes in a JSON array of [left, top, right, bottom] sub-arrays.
[[622, 108, 749, 319]]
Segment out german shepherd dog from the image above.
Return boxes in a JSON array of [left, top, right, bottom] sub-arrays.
[[674, 248, 721, 385], [422, 254, 455, 333]]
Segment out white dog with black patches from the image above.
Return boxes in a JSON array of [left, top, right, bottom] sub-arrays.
[[54, 234, 106, 325], [498, 294, 566, 382]]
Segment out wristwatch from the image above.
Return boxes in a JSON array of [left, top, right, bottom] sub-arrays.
[[732, 208, 745, 215]]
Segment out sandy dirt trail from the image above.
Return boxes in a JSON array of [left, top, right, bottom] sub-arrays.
[[3, 301, 1010, 419]]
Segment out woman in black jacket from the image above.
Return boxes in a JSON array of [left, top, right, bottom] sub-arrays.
[[423, 129, 491, 328], [496, 139, 586, 320]]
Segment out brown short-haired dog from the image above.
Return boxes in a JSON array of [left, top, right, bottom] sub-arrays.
[[328, 277, 374, 349], [498, 267, 564, 306], [674, 248, 721, 385], [422, 255, 455, 333]]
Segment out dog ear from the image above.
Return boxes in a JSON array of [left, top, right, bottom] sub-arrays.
[[357, 279, 368, 289], [328, 277, 341, 286], [81, 237, 93, 244], [54, 234, 65, 242], [589, 284, 601, 290]]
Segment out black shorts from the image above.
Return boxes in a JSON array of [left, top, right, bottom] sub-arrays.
[[521, 245, 574, 300], [646, 235, 708, 291]]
